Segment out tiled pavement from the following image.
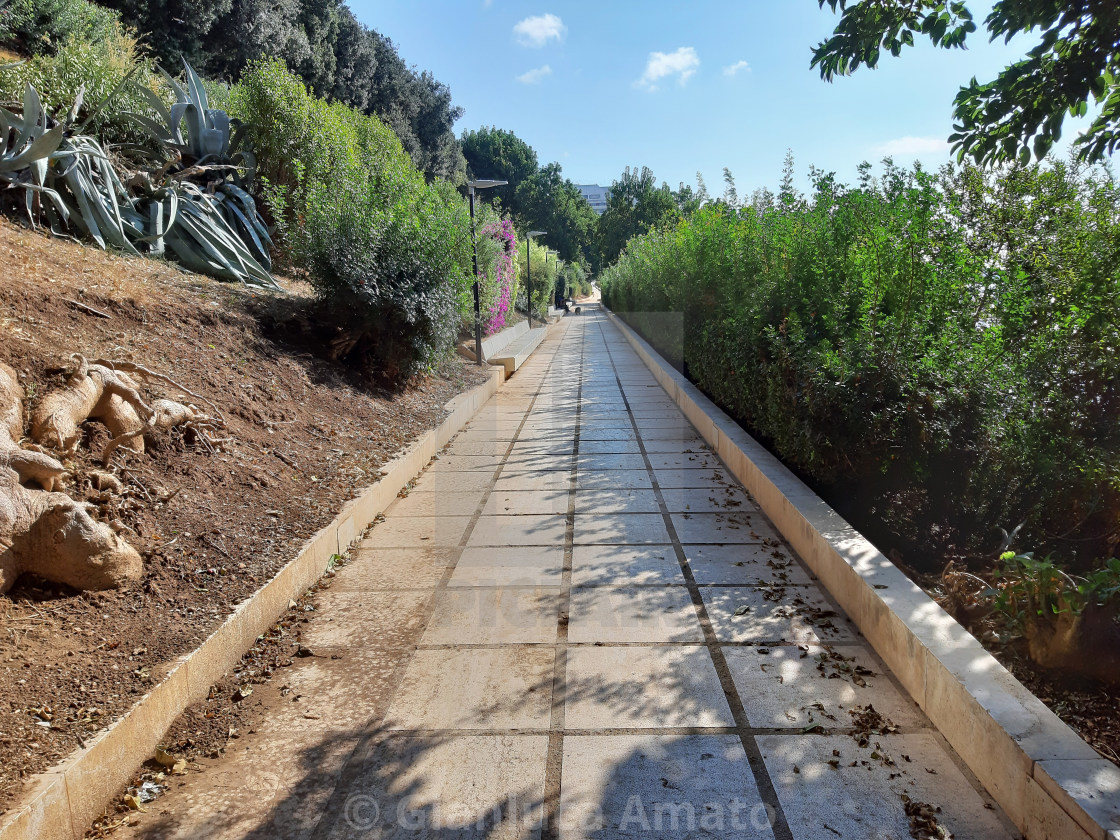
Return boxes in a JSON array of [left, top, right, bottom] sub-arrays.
[[121, 306, 1018, 840]]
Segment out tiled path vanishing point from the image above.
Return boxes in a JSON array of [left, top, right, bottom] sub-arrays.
[[120, 305, 1019, 840]]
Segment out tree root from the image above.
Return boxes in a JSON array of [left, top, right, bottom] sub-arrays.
[[3, 353, 231, 595], [101, 399, 225, 466], [1, 362, 141, 595], [92, 359, 224, 422], [31, 355, 150, 455]]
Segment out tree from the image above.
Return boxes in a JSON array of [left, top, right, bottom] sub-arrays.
[[812, 1, 1120, 164], [330, 7, 377, 112], [98, 0, 465, 182], [99, 0, 232, 69], [461, 126, 539, 215], [366, 31, 466, 182], [0, 0, 120, 54], [513, 163, 600, 271], [598, 166, 680, 267]]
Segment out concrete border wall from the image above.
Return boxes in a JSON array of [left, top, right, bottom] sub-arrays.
[[605, 307, 1120, 840], [0, 365, 507, 840]]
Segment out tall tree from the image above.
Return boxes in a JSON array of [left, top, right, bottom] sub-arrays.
[[99, 0, 231, 69], [204, 0, 303, 81], [366, 31, 465, 182], [598, 166, 681, 267], [99, 0, 465, 182], [330, 6, 377, 112], [460, 126, 539, 215], [514, 163, 600, 271], [812, 1, 1120, 164]]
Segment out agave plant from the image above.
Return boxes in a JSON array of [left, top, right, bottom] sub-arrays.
[[129, 61, 254, 172], [0, 80, 278, 288], [127, 59, 273, 269], [153, 181, 272, 285], [0, 84, 71, 229]]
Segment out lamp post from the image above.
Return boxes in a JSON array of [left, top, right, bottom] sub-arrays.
[[468, 179, 508, 365], [525, 231, 546, 328]]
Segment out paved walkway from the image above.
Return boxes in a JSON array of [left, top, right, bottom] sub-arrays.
[[121, 306, 1016, 839]]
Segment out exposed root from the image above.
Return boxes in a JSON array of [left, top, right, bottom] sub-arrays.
[[1, 362, 141, 595], [31, 355, 151, 455], [101, 399, 225, 466], [92, 359, 224, 423], [3, 353, 231, 595]]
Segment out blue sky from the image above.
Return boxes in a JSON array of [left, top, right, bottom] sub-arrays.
[[352, 1, 1089, 194]]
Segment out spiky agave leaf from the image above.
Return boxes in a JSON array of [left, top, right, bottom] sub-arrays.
[[0, 86, 72, 227], [162, 183, 277, 287], [2, 80, 278, 288]]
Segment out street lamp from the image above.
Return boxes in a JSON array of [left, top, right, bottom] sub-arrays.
[[468, 179, 508, 365], [525, 231, 546, 328]]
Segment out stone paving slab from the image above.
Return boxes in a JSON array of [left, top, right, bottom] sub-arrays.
[[359, 514, 475, 548], [563, 646, 733, 728], [385, 647, 555, 730], [468, 514, 568, 546], [331, 547, 456, 591], [558, 735, 774, 840], [567, 586, 705, 644], [657, 485, 757, 513], [484, 489, 571, 515], [449, 546, 565, 588], [671, 510, 782, 543], [113, 307, 1017, 840], [683, 544, 815, 586], [385, 489, 488, 518], [570, 545, 685, 587], [571, 489, 661, 514], [572, 513, 672, 545], [701, 586, 860, 644], [757, 733, 1014, 839], [722, 643, 927, 729], [420, 587, 561, 645], [320, 734, 549, 840]]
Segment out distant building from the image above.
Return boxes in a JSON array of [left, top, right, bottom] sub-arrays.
[[576, 184, 610, 215]]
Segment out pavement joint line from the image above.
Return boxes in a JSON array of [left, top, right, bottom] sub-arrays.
[[540, 316, 584, 840], [305, 321, 573, 838], [341, 725, 936, 738], [409, 640, 856, 649], [597, 316, 798, 840], [339, 583, 818, 592]]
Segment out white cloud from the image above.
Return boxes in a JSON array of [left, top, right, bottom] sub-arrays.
[[636, 47, 699, 91], [516, 65, 552, 84], [872, 136, 951, 157], [723, 60, 750, 77], [514, 13, 566, 47]]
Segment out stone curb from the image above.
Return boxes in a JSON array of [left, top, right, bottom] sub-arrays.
[[605, 307, 1120, 840], [458, 320, 530, 363], [0, 364, 508, 840]]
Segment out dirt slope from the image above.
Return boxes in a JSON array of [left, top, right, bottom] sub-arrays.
[[0, 219, 487, 814]]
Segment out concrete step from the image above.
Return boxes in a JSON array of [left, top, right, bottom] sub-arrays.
[[481, 320, 528, 360], [489, 326, 547, 376]]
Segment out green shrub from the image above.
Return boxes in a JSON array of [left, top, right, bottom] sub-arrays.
[[0, 18, 159, 146], [557, 262, 586, 301], [297, 176, 468, 380], [602, 159, 1120, 571], [516, 237, 555, 319], [230, 59, 473, 381], [0, 0, 117, 55]]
